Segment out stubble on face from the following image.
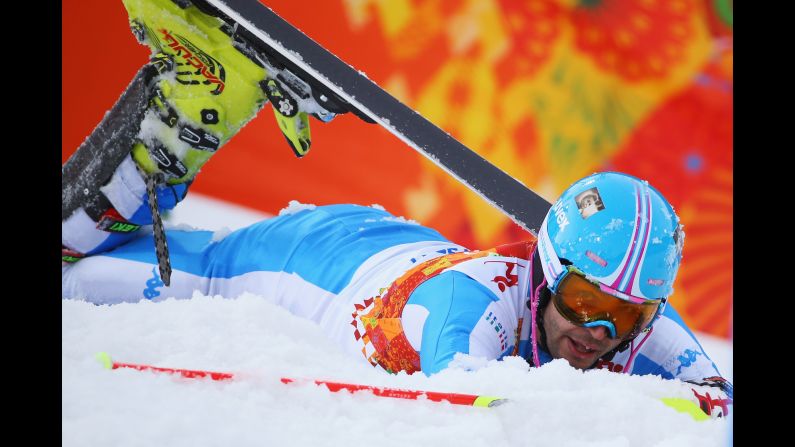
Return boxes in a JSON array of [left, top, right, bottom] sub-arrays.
[[542, 302, 624, 370]]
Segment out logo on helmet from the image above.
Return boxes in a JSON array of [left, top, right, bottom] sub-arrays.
[[551, 200, 570, 232], [575, 188, 605, 219]]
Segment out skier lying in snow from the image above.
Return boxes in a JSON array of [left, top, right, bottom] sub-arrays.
[[62, 0, 732, 418]]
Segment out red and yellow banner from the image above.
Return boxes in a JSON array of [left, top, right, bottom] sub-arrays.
[[63, 0, 732, 339]]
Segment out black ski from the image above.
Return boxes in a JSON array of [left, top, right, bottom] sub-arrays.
[[196, 0, 552, 235], [62, 62, 160, 220]]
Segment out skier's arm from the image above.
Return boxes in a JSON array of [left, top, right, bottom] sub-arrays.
[[627, 304, 733, 418], [405, 272, 512, 375]]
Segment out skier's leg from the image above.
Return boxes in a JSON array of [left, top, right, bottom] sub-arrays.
[[198, 204, 462, 318], [62, 0, 270, 289], [63, 0, 347, 299], [62, 0, 344, 264], [62, 203, 450, 305], [62, 229, 216, 305], [62, 45, 268, 262], [61, 2, 270, 289]]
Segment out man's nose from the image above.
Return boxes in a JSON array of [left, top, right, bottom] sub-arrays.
[[587, 324, 611, 341]]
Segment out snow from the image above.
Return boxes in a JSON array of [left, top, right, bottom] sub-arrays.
[[604, 218, 624, 231], [63, 193, 733, 446], [380, 215, 420, 225], [163, 221, 201, 232], [278, 199, 317, 216], [365, 216, 420, 225], [138, 109, 189, 159], [210, 226, 232, 242]]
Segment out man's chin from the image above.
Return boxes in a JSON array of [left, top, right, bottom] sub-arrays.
[[560, 336, 603, 369]]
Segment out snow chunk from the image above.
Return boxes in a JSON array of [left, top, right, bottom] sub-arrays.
[[163, 222, 201, 232], [211, 227, 232, 242], [286, 47, 303, 61], [363, 216, 419, 225], [381, 216, 420, 225], [137, 110, 190, 160], [604, 218, 624, 231], [279, 200, 317, 216], [369, 204, 386, 211]]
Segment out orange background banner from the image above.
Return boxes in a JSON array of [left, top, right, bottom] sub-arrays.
[[62, 0, 732, 339]]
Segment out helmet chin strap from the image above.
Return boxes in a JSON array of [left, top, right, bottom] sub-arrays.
[[528, 248, 547, 368]]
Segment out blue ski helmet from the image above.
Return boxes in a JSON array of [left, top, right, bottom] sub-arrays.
[[536, 172, 684, 312]]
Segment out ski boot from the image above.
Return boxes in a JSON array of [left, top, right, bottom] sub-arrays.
[[62, 0, 343, 284]]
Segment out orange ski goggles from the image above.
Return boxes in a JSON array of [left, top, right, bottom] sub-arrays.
[[550, 270, 663, 339]]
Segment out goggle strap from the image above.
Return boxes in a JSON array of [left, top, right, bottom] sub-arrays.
[[624, 326, 655, 374]]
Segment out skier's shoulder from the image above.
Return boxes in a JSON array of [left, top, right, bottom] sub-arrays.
[[614, 303, 722, 381]]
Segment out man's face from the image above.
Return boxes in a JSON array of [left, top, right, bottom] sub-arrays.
[[542, 300, 625, 369]]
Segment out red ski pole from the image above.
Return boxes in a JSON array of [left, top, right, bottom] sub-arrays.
[[95, 352, 506, 408]]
